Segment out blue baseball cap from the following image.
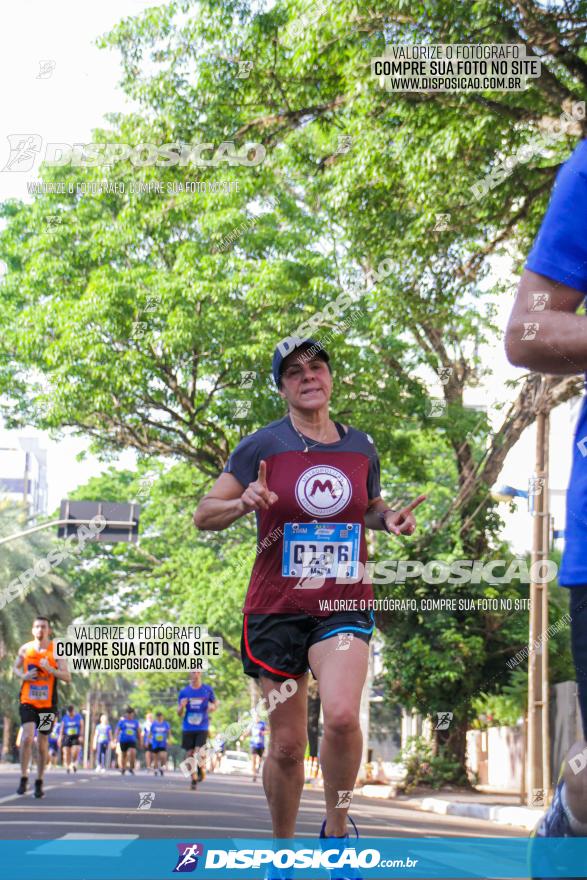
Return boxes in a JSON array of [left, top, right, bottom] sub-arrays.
[[272, 338, 330, 387]]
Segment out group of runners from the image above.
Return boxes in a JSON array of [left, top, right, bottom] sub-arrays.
[[89, 707, 172, 775], [11, 627, 225, 793]]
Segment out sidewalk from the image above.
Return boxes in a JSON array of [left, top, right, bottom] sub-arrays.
[[355, 783, 544, 830]]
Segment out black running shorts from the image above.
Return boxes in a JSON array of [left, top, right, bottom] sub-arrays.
[[241, 610, 374, 681], [19, 703, 57, 736], [182, 730, 208, 751]]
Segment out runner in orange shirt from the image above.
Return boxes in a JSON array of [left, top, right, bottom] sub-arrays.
[[13, 617, 71, 798]]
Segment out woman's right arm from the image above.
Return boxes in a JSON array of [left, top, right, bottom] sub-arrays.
[[193, 462, 278, 532]]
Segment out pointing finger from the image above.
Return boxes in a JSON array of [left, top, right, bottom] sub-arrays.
[[403, 494, 427, 513], [257, 460, 267, 486]]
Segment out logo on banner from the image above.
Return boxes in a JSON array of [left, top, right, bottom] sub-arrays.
[[295, 466, 352, 516], [173, 843, 203, 872], [37, 711, 55, 733]]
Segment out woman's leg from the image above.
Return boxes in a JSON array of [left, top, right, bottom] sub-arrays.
[[309, 636, 369, 836], [260, 673, 308, 837]]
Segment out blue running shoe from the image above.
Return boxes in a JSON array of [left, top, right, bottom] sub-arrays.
[[529, 780, 580, 880], [319, 816, 362, 880]]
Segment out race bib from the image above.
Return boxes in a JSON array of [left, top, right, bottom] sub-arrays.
[[28, 685, 49, 701], [66, 726, 77, 735], [187, 713, 203, 726], [155, 734, 164, 741], [282, 522, 361, 579]]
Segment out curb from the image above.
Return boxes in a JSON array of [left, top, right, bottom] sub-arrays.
[[357, 786, 544, 830]]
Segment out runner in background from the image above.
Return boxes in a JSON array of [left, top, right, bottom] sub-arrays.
[[142, 712, 154, 771], [59, 705, 84, 773], [210, 732, 226, 772], [13, 616, 72, 798], [93, 714, 114, 773], [150, 711, 171, 776], [47, 717, 60, 769], [249, 711, 267, 782], [115, 707, 141, 775], [177, 670, 218, 790]]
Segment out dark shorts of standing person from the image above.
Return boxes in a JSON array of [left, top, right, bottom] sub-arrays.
[[62, 734, 80, 748], [569, 586, 587, 738], [19, 702, 57, 736], [241, 610, 375, 681], [182, 730, 208, 751], [119, 740, 137, 753], [251, 745, 264, 757]]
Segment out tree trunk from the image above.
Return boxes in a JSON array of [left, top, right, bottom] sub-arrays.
[[436, 715, 470, 783]]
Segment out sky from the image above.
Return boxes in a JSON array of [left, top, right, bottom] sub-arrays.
[[0, 0, 580, 554]]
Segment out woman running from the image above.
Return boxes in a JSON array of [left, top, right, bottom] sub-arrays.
[[194, 338, 425, 877]]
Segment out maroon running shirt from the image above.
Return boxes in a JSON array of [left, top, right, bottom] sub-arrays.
[[223, 415, 381, 615]]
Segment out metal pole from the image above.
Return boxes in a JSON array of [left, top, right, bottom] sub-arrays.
[[527, 409, 550, 806], [359, 641, 373, 773], [0, 518, 138, 546], [542, 415, 551, 799]]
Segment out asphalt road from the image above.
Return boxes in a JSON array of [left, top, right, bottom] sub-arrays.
[[0, 765, 526, 840]]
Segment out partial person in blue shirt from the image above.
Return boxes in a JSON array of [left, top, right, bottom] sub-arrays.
[[505, 135, 587, 844], [59, 705, 84, 774], [48, 718, 60, 767], [177, 670, 217, 790], [150, 711, 172, 776], [115, 707, 142, 776], [249, 712, 267, 782], [142, 712, 154, 771]]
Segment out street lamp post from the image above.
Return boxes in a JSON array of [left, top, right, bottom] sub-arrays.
[[528, 411, 551, 807], [493, 410, 552, 807]]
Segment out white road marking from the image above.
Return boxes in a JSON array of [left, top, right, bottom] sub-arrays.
[[0, 785, 60, 805], [28, 832, 138, 857], [2, 820, 280, 832]]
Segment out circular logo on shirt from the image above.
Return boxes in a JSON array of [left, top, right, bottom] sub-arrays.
[[295, 466, 352, 517]]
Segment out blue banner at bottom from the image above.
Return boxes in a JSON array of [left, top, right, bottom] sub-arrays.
[[1, 836, 587, 879]]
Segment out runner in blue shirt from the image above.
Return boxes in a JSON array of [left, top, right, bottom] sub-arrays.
[[177, 670, 217, 790], [249, 712, 267, 782], [142, 712, 154, 771], [93, 714, 113, 773], [505, 137, 587, 857], [150, 711, 172, 776], [58, 705, 84, 774], [48, 718, 60, 768], [115, 707, 142, 775]]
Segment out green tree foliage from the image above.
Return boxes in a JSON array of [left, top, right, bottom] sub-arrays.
[[0, 502, 73, 726]]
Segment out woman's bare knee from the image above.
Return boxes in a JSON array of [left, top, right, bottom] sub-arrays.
[[269, 734, 307, 766]]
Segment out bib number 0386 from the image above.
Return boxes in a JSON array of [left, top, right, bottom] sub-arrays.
[[282, 522, 361, 579]]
